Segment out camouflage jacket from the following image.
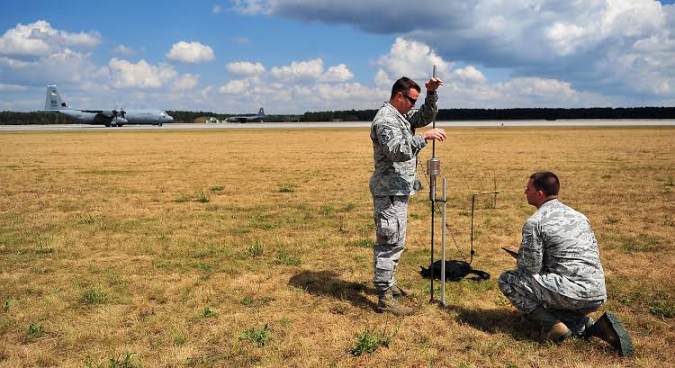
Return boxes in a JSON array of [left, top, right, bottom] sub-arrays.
[[517, 199, 607, 301], [369, 92, 438, 197]]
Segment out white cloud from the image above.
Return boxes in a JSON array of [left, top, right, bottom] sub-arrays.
[[498, 77, 576, 99], [113, 44, 134, 56], [320, 64, 354, 82], [219, 79, 250, 94], [0, 48, 108, 86], [247, 0, 675, 102], [166, 41, 215, 63], [374, 69, 392, 88], [109, 58, 177, 88], [226, 61, 266, 77], [452, 65, 486, 84], [0, 83, 28, 92], [231, 0, 271, 15], [172, 73, 199, 91], [270, 58, 324, 81], [212, 4, 224, 14], [376, 38, 452, 83], [231, 37, 251, 45], [0, 20, 100, 57]]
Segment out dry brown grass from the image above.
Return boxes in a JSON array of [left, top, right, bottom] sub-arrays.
[[0, 127, 673, 367]]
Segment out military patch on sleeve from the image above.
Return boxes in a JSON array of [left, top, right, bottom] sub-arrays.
[[379, 128, 393, 144]]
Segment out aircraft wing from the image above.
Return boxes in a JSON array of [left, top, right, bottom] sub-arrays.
[[78, 110, 128, 125]]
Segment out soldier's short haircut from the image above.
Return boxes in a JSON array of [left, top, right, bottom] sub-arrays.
[[529, 171, 560, 196], [391, 77, 421, 99]]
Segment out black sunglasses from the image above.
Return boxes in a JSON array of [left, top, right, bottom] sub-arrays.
[[401, 92, 417, 105]]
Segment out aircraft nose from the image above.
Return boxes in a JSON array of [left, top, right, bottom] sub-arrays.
[[166, 114, 174, 122]]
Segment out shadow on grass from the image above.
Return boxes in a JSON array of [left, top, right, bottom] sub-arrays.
[[288, 270, 378, 311], [443, 304, 536, 341]]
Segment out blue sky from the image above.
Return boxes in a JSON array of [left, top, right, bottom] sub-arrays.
[[1, 0, 674, 113]]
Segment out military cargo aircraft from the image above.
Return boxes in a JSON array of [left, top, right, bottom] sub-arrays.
[[43, 85, 174, 127], [226, 107, 265, 123]]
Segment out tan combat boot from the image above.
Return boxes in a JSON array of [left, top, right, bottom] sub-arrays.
[[546, 321, 572, 344], [377, 289, 414, 316], [390, 284, 410, 299], [529, 307, 572, 344]]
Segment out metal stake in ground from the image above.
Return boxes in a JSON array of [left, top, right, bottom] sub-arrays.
[[440, 177, 447, 306], [428, 65, 439, 303]]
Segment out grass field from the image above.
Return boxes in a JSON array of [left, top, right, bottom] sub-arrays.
[[0, 127, 673, 367]]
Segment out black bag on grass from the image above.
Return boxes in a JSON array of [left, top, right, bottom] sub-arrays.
[[420, 260, 490, 281]]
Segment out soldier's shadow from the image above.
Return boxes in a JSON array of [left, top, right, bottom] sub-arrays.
[[288, 270, 378, 311], [442, 304, 536, 341]]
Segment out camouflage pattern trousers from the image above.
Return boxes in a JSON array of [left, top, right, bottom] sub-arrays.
[[372, 195, 408, 293], [499, 269, 604, 314]]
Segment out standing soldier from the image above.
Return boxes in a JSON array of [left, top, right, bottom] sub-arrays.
[[370, 76, 446, 315]]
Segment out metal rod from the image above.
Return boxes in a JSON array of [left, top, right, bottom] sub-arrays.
[[430, 198, 434, 302], [493, 172, 498, 208], [431, 64, 437, 156], [470, 194, 475, 265], [440, 177, 447, 306], [429, 64, 438, 303]]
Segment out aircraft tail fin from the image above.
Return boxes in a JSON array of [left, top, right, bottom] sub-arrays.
[[44, 85, 67, 111], [258, 107, 265, 116]]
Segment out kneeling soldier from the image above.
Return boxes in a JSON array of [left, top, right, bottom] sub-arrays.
[[499, 171, 632, 356]]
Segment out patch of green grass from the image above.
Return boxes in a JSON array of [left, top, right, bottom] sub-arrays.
[[665, 176, 674, 187], [605, 216, 620, 225], [649, 300, 675, 318], [246, 241, 263, 257], [278, 184, 295, 193], [98, 352, 142, 368], [458, 363, 476, 368], [78, 213, 98, 225], [209, 186, 224, 193], [240, 296, 273, 308], [195, 262, 212, 272], [279, 317, 291, 327], [320, 205, 335, 216], [239, 324, 271, 347], [618, 291, 641, 307], [174, 194, 191, 203], [275, 250, 301, 266], [620, 236, 662, 252], [201, 307, 218, 318], [341, 203, 356, 212], [352, 238, 374, 248], [80, 288, 108, 305], [26, 322, 44, 340], [249, 215, 276, 230], [350, 328, 394, 356], [173, 334, 187, 346], [195, 191, 209, 203], [2, 298, 10, 312]]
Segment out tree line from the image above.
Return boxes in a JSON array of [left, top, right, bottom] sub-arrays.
[[0, 107, 673, 124], [299, 107, 675, 122]]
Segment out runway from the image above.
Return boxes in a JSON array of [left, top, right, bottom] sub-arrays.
[[1, 119, 674, 132]]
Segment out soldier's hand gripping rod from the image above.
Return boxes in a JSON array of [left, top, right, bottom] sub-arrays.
[[428, 65, 439, 303]]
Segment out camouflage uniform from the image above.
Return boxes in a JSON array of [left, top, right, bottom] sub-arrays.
[[499, 199, 607, 315], [370, 93, 438, 292]]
